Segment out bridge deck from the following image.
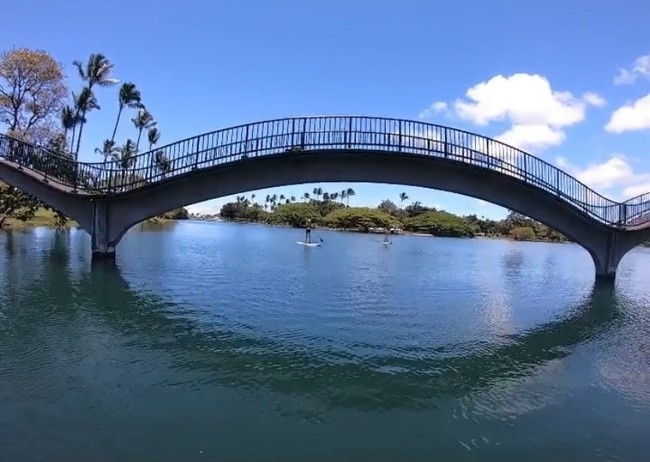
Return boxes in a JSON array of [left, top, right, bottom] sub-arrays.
[[0, 158, 92, 196]]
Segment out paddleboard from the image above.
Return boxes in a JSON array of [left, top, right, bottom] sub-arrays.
[[297, 241, 321, 247], [381, 241, 393, 245]]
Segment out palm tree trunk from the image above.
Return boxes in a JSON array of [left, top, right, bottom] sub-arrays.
[[75, 110, 87, 159], [110, 107, 123, 144], [136, 129, 143, 152], [70, 125, 77, 153]]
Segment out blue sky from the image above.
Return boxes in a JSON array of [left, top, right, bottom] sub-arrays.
[[2, 0, 650, 218]]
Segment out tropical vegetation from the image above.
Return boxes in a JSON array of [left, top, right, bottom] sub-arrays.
[[0, 47, 186, 228], [218, 189, 571, 242]]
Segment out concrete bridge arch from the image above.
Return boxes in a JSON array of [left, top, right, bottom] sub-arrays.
[[85, 150, 650, 280]]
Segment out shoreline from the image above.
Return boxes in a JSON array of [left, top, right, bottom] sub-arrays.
[[201, 218, 572, 245], [0, 215, 183, 232], [1, 215, 571, 246]]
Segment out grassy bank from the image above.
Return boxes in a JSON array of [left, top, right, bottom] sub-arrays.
[[1, 208, 76, 230], [1, 207, 189, 230]]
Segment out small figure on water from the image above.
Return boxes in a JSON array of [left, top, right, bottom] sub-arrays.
[[383, 227, 391, 244], [305, 218, 312, 243]]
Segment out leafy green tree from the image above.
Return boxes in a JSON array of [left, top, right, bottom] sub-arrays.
[[324, 207, 395, 231], [509, 226, 537, 241], [268, 202, 321, 227], [404, 210, 475, 237], [0, 183, 40, 227], [378, 199, 398, 215], [0, 47, 68, 144]]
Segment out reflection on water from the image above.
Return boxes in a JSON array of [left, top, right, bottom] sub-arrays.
[[0, 223, 648, 462]]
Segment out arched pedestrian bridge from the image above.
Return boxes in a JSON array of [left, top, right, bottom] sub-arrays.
[[1, 115, 650, 281]]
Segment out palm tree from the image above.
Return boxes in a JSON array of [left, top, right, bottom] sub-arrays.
[[147, 127, 161, 151], [60, 106, 76, 152], [303, 192, 310, 202], [111, 82, 142, 144], [95, 139, 118, 163], [154, 150, 171, 178], [72, 53, 118, 158], [73, 87, 100, 156], [346, 187, 355, 206], [317, 187, 323, 200], [279, 194, 285, 202], [291, 196, 296, 202], [117, 139, 137, 189], [340, 190, 347, 204], [323, 192, 330, 201], [399, 192, 409, 209], [73, 53, 117, 91], [132, 108, 156, 151]]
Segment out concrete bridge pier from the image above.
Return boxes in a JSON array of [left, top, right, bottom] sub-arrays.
[[91, 200, 117, 260], [593, 232, 621, 282], [592, 229, 650, 282]]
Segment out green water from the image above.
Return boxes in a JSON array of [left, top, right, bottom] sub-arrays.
[[0, 222, 648, 461]]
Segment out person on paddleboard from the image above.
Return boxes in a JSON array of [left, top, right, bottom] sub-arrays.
[[305, 218, 312, 243], [383, 227, 391, 243]]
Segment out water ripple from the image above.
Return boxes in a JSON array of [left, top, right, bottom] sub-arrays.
[[0, 224, 648, 461]]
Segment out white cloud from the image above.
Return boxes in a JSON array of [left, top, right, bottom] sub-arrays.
[[622, 183, 650, 198], [555, 154, 650, 198], [582, 92, 607, 107], [614, 54, 650, 85], [419, 101, 449, 119], [424, 73, 604, 152], [604, 94, 650, 133], [495, 124, 566, 151]]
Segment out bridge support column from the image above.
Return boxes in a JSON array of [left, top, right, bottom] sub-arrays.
[[91, 200, 116, 260], [594, 232, 621, 282]]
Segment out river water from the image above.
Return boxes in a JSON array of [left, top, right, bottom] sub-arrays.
[[0, 221, 648, 461]]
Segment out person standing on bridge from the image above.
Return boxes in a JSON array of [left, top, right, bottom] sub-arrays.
[[305, 218, 313, 243]]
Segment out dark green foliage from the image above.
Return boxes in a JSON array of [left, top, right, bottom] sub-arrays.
[[404, 211, 475, 237], [220, 191, 570, 243], [268, 203, 321, 227], [324, 207, 396, 231], [161, 208, 190, 220]]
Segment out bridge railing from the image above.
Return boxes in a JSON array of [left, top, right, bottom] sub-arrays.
[[98, 116, 635, 226], [2, 116, 650, 229], [0, 134, 108, 193]]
